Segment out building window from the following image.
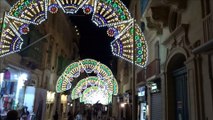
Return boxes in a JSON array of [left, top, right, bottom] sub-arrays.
[[140, 0, 149, 15], [201, 0, 211, 18]]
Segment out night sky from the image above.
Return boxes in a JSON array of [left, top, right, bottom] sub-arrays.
[[69, 0, 130, 68], [69, 11, 114, 67]]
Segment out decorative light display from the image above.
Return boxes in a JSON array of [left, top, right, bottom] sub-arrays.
[[71, 76, 109, 100], [19, 24, 29, 34], [48, 4, 59, 14], [91, 0, 132, 27], [0, 19, 3, 33], [56, 59, 118, 94], [56, 75, 72, 93], [107, 27, 118, 37], [48, 0, 59, 14], [56, 0, 88, 14], [113, 78, 118, 95], [0, 14, 24, 57], [82, 4, 93, 14], [8, 0, 48, 25], [111, 21, 148, 67], [0, 0, 148, 68], [55, 58, 118, 105], [63, 62, 81, 79], [80, 86, 112, 105]]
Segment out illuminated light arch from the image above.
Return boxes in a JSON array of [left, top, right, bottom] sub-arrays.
[[71, 76, 118, 100], [0, 14, 24, 57], [0, 0, 148, 67], [56, 0, 89, 14], [56, 59, 118, 93], [113, 77, 118, 95], [71, 76, 108, 100], [80, 86, 112, 105], [8, 0, 48, 25], [63, 62, 81, 78], [56, 75, 72, 93], [91, 0, 132, 27], [111, 21, 148, 67]]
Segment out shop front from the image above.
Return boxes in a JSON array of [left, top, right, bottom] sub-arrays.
[[0, 67, 35, 118], [137, 86, 147, 120], [45, 91, 55, 120]]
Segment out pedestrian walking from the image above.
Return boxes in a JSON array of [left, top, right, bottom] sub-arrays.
[[53, 111, 58, 120], [6, 110, 19, 120], [20, 107, 30, 120], [75, 111, 83, 120], [97, 110, 102, 120], [67, 111, 73, 120], [86, 109, 92, 120]]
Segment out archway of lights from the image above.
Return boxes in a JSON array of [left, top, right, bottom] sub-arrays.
[[0, 0, 148, 67], [80, 86, 112, 105], [56, 59, 118, 105], [71, 76, 117, 99], [56, 59, 117, 93], [71, 76, 114, 105]]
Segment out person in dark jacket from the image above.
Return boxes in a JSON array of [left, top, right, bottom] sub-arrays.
[[67, 111, 73, 120], [6, 110, 19, 120], [53, 111, 58, 120]]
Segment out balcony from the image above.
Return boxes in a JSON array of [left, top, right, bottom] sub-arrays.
[[137, 59, 160, 84], [146, 59, 160, 79], [137, 68, 146, 84]]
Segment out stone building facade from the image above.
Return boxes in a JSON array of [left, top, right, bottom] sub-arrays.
[[116, 0, 213, 120]]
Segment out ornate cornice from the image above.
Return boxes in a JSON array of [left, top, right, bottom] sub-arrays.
[[163, 24, 189, 47], [162, 0, 187, 10], [146, 17, 163, 34]]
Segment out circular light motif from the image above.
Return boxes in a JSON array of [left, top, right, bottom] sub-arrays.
[[48, 4, 58, 14], [107, 27, 118, 37], [83, 5, 93, 15], [19, 24, 29, 35]]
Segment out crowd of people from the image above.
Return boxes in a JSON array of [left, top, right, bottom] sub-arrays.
[[2, 104, 108, 120], [0, 107, 30, 120]]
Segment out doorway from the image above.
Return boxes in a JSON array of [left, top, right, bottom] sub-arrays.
[[166, 53, 188, 120], [172, 67, 188, 120]]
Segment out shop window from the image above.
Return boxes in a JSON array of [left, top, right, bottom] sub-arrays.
[[0, 68, 29, 115]]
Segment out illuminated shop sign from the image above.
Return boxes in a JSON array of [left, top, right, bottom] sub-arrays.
[[151, 83, 160, 93], [138, 86, 145, 97]]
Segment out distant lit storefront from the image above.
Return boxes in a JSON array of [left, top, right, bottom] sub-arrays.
[[45, 91, 55, 120], [137, 86, 147, 120], [0, 67, 35, 117], [61, 94, 68, 119]]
